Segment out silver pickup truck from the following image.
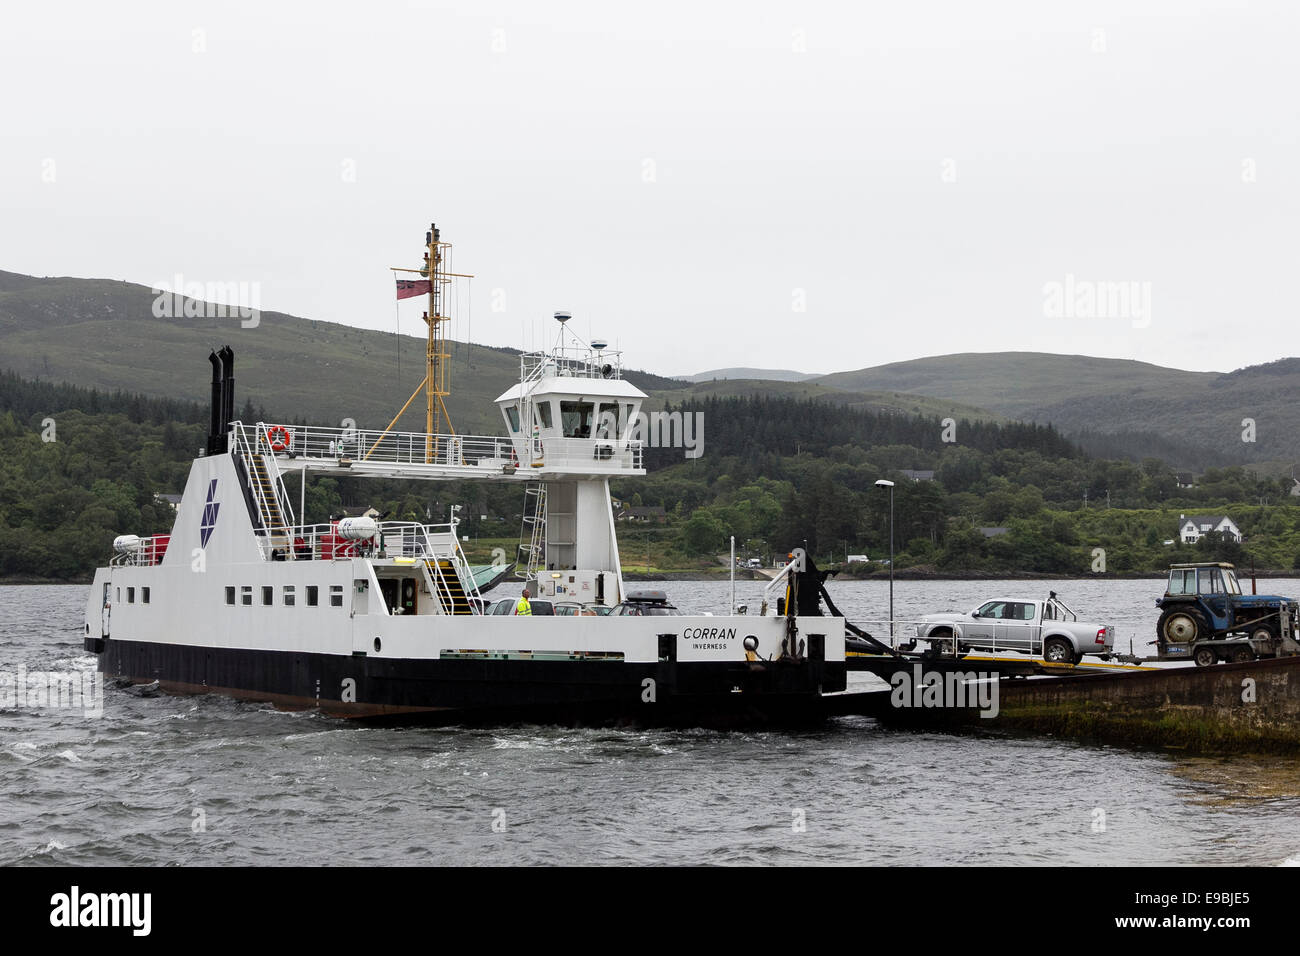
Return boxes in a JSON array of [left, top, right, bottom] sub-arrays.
[[915, 592, 1114, 664]]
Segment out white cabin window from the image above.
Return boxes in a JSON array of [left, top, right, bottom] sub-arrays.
[[261, 586, 273, 606], [561, 401, 595, 438], [283, 586, 296, 607], [127, 587, 135, 603], [306, 586, 319, 607], [329, 585, 344, 607], [225, 587, 236, 605], [142, 587, 150, 605], [241, 586, 252, 606]]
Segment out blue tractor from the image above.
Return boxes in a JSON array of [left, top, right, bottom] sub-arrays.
[[1153, 562, 1300, 666]]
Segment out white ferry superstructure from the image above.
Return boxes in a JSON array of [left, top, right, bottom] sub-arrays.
[[83, 272, 847, 723]]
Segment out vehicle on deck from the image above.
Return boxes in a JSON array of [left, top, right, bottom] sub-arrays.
[[612, 590, 684, 617], [555, 602, 599, 616], [915, 593, 1114, 664], [1143, 562, 1300, 666]]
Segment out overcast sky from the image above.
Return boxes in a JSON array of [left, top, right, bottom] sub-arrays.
[[2, 1, 1295, 377]]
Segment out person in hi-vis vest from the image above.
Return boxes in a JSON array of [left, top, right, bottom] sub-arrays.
[[515, 589, 532, 616]]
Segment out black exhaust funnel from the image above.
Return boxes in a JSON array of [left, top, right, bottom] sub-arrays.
[[219, 346, 235, 439], [207, 351, 223, 454]]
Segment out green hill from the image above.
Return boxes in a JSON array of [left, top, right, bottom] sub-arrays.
[[0, 271, 687, 436], [657, 378, 1001, 423], [680, 367, 819, 383], [6, 270, 1297, 474], [812, 353, 1300, 472]]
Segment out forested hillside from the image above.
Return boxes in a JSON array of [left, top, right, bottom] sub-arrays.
[[3, 372, 1298, 580]]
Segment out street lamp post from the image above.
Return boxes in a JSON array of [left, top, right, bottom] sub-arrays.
[[875, 479, 895, 646]]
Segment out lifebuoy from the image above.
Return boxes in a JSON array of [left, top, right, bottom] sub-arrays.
[[267, 425, 291, 452]]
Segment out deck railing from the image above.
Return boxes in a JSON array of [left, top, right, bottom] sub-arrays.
[[520, 346, 623, 384], [231, 421, 642, 472]]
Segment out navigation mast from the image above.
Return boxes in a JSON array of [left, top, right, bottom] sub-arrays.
[[383, 223, 473, 462]]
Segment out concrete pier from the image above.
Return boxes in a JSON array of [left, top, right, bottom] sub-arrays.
[[833, 656, 1300, 754]]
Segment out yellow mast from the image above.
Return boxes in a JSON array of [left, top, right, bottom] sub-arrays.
[[376, 222, 473, 464]]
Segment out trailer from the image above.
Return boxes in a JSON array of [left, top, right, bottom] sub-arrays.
[[1116, 562, 1300, 666]]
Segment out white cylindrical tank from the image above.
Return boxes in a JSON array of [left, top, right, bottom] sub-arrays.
[[336, 517, 380, 541], [113, 534, 142, 554]]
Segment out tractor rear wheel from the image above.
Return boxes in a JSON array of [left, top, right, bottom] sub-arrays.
[[1159, 607, 1209, 644]]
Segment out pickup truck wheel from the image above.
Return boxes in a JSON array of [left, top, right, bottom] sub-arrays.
[[1043, 638, 1073, 664], [1159, 607, 1208, 644], [927, 629, 955, 656], [1193, 646, 1218, 667]]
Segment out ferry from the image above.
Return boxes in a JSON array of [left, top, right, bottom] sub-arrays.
[[82, 226, 849, 723]]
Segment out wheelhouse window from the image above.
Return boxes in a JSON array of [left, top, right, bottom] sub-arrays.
[[306, 586, 319, 607], [560, 401, 595, 438], [283, 586, 296, 607], [226, 587, 236, 605], [595, 403, 620, 439], [505, 403, 520, 432], [535, 401, 553, 429]]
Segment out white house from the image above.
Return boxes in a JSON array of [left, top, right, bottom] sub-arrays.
[[1178, 514, 1242, 544]]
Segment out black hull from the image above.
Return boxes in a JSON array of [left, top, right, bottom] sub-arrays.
[[91, 637, 847, 727]]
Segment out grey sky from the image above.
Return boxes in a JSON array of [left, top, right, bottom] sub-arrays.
[[2, 1, 1295, 377]]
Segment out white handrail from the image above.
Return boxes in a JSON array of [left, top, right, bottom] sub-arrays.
[[230, 420, 644, 473]]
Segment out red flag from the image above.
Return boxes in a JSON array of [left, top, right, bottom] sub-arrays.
[[396, 278, 432, 300]]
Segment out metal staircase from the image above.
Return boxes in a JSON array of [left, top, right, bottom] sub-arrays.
[[517, 482, 546, 580], [426, 558, 475, 614], [231, 423, 296, 554]]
